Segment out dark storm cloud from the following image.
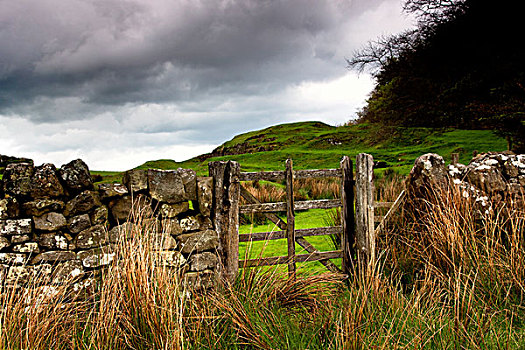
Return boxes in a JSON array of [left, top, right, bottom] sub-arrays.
[[0, 0, 390, 120]]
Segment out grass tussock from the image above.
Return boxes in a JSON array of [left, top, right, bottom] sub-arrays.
[[1, 181, 525, 349]]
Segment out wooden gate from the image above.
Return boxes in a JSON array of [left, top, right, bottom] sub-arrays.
[[209, 153, 405, 282]]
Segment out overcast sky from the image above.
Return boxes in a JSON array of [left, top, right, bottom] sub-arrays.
[[0, 0, 414, 171]]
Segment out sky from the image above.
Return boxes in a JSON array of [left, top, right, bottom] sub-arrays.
[[0, 0, 414, 171]]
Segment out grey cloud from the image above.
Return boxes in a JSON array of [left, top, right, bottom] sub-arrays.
[[0, 0, 393, 120]]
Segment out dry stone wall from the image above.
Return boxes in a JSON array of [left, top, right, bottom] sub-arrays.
[[0, 159, 219, 296]]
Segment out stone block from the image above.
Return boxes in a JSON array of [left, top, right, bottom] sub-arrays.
[[188, 252, 218, 271], [68, 214, 92, 234], [58, 159, 94, 194], [0, 218, 32, 236], [77, 245, 116, 268], [122, 169, 148, 192], [12, 242, 40, 254], [22, 199, 64, 216], [91, 205, 109, 225], [0, 236, 10, 250], [2, 162, 34, 197], [109, 194, 152, 223], [0, 253, 28, 265], [98, 183, 128, 200], [64, 190, 101, 217], [180, 215, 212, 233], [148, 169, 185, 203], [10, 234, 30, 244], [180, 168, 197, 201], [162, 218, 182, 236], [160, 202, 190, 218], [197, 177, 213, 217], [34, 212, 67, 231], [151, 233, 178, 250], [6, 264, 52, 285], [52, 260, 84, 284], [184, 269, 215, 290], [156, 251, 186, 267], [177, 229, 219, 254], [30, 163, 64, 199], [74, 225, 107, 249], [0, 197, 20, 219], [108, 222, 136, 243], [31, 251, 76, 264], [38, 233, 69, 250]]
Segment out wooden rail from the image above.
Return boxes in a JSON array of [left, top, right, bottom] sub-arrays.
[[240, 250, 343, 268], [240, 199, 341, 213], [239, 226, 343, 242], [238, 168, 342, 182]]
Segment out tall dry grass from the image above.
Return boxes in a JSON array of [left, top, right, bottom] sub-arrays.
[[1, 181, 525, 349]]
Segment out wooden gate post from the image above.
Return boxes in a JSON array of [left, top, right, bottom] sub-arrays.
[[209, 161, 240, 284], [285, 159, 296, 279], [355, 153, 375, 270], [340, 156, 355, 276]]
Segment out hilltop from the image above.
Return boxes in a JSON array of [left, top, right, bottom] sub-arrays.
[[95, 121, 506, 181]]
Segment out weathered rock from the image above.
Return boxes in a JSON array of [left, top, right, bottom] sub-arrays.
[[152, 233, 178, 250], [188, 252, 218, 271], [38, 233, 69, 250], [180, 215, 212, 232], [10, 234, 30, 244], [34, 212, 67, 231], [407, 153, 447, 191], [52, 260, 84, 284], [177, 229, 219, 254], [98, 183, 128, 200], [108, 222, 136, 243], [184, 269, 215, 290], [91, 205, 109, 225], [6, 264, 52, 285], [148, 169, 185, 203], [162, 218, 183, 236], [180, 168, 197, 201], [64, 190, 101, 217], [22, 199, 64, 216], [68, 214, 91, 234], [2, 162, 34, 197], [160, 202, 190, 218], [0, 197, 20, 219], [180, 216, 199, 232], [122, 169, 148, 192], [0, 236, 10, 250], [77, 245, 116, 268], [58, 159, 93, 194], [156, 251, 186, 267], [466, 165, 507, 194], [71, 277, 97, 300], [108, 195, 131, 223], [74, 225, 107, 249], [109, 195, 152, 223], [197, 177, 213, 217], [31, 251, 76, 264], [0, 218, 32, 236], [12, 242, 40, 253], [30, 163, 64, 199], [0, 253, 28, 265]]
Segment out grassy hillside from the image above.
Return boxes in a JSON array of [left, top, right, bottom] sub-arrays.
[[96, 121, 506, 182]]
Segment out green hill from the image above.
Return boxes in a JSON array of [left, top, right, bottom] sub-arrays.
[[94, 121, 507, 182], [138, 121, 507, 173]]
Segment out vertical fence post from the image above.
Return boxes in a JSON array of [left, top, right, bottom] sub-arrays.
[[451, 153, 459, 165], [355, 153, 375, 270], [340, 156, 355, 276], [285, 159, 296, 279], [209, 160, 240, 284]]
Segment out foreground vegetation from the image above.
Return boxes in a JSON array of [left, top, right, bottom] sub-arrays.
[[1, 176, 524, 349]]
